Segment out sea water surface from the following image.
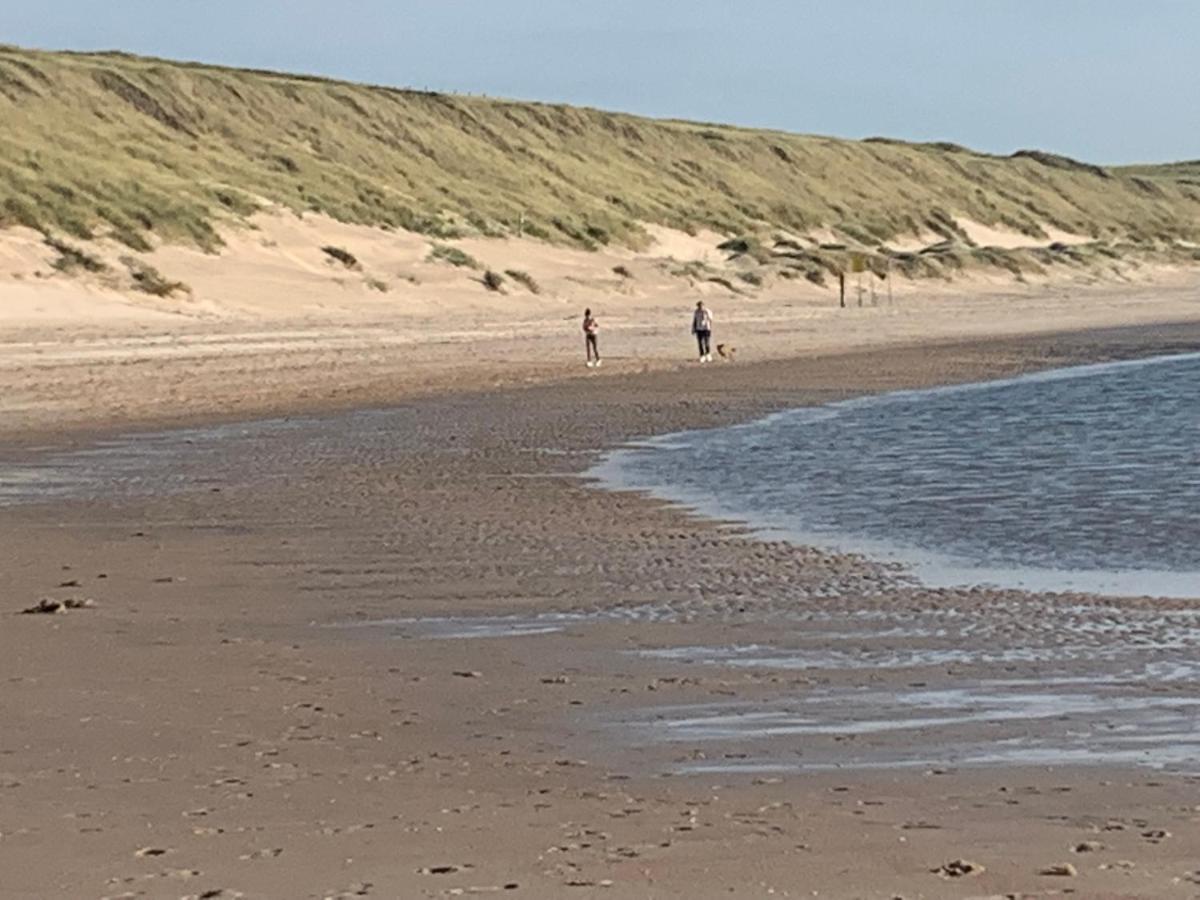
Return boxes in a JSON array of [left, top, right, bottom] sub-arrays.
[[593, 352, 1200, 598]]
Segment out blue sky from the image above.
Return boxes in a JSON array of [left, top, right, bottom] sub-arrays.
[[3, 1, 1197, 164]]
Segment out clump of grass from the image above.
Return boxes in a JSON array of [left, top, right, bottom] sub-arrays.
[[110, 225, 154, 252], [717, 236, 754, 255], [481, 269, 505, 292], [504, 269, 540, 293], [1, 196, 41, 230], [737, 270, 763, 286], [365, 277, 389, 292], [612, 264, 633, 279], [45, 235, 107, 273], [670, 260, 711, 279], [428, 243, 479, 268], [212, 188, 260, 217], [321, 245, 360, 269], [550, 217, 604, 250], [120, 256, 188, 296], [718, 236, 771, 264]]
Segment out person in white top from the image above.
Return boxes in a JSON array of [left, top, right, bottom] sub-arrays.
[[582, 308, 601, 367], [692, 301, 713, 362]]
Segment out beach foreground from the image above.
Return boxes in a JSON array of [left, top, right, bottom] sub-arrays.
[[3, 318, 1200, 898]]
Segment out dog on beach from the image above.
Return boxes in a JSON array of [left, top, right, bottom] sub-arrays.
[[716, 343, 736, 360]]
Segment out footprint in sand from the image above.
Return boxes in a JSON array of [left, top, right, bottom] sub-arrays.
[[239, 847, 283, 860], [321, 883, 373, 898]]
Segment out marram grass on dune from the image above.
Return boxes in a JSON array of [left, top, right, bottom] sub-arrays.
[[1, 44, 1199, 280]]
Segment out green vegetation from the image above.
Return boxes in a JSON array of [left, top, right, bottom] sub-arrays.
[[428, 243, 479, 268], [0, 44, 1197, 275], [45, 235, 107, 273], [481, 269, 505, 292], [504, 269, 540, 293], [120, 256, 188, 296], [717, 236, 771, 264], [612, 265, 633, 279], [670, 260, 712, 280]]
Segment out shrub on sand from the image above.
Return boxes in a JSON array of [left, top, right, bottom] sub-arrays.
[[45, 236, 107, 273], [120, 256, 188, 297], [428, 244, 479, 268], [504, 269, 540, 293], [321, 245, 360, 269]]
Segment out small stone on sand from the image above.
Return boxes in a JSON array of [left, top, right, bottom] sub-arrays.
[[21, 597, 95, 614], [933, 859, 984, 878]]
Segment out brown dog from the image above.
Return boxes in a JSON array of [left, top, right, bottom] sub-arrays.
[[716, 343, 736, 360]]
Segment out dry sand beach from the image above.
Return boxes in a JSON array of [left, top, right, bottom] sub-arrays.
[[3, 251, 1200, 899], [4, 208, 1200, 443]]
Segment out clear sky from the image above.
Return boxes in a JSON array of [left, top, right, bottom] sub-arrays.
[[3, 1, 1197, 164]]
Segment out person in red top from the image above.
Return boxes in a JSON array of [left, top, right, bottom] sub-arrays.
[[583, 308, 601, 367]]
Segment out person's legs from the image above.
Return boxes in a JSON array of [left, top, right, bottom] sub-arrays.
[[699, 330, 711, 359], [586, 334, 599, 363], [696, 331, 706, 359]]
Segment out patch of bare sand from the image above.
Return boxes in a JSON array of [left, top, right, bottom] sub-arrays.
[[639, 223, 728, 262], [2, 213, 787, 328], [958, 217, 1092, 249]]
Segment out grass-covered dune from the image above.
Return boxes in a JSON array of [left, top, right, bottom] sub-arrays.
[[1, 44, 1199, 258]]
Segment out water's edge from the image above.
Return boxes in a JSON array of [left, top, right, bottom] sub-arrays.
[[588, 351, 1200, 600]]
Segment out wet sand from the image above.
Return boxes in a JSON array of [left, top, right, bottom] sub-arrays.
[[3, 323, 1200, 899]]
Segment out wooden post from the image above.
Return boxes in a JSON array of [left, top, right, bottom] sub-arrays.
[[839, 272, 845, 308], [887, 257, 893, 305]]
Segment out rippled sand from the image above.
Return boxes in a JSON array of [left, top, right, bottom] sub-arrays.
[[3, 325, 1200, 898]]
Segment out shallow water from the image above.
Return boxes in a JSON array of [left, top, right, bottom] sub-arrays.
[[346, 598, 1200, 774], [630, 676, 1200, 774], [593, 352, 1200, 598], [7, 355, 1200, 773], [620, 598, 1200, 774]]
